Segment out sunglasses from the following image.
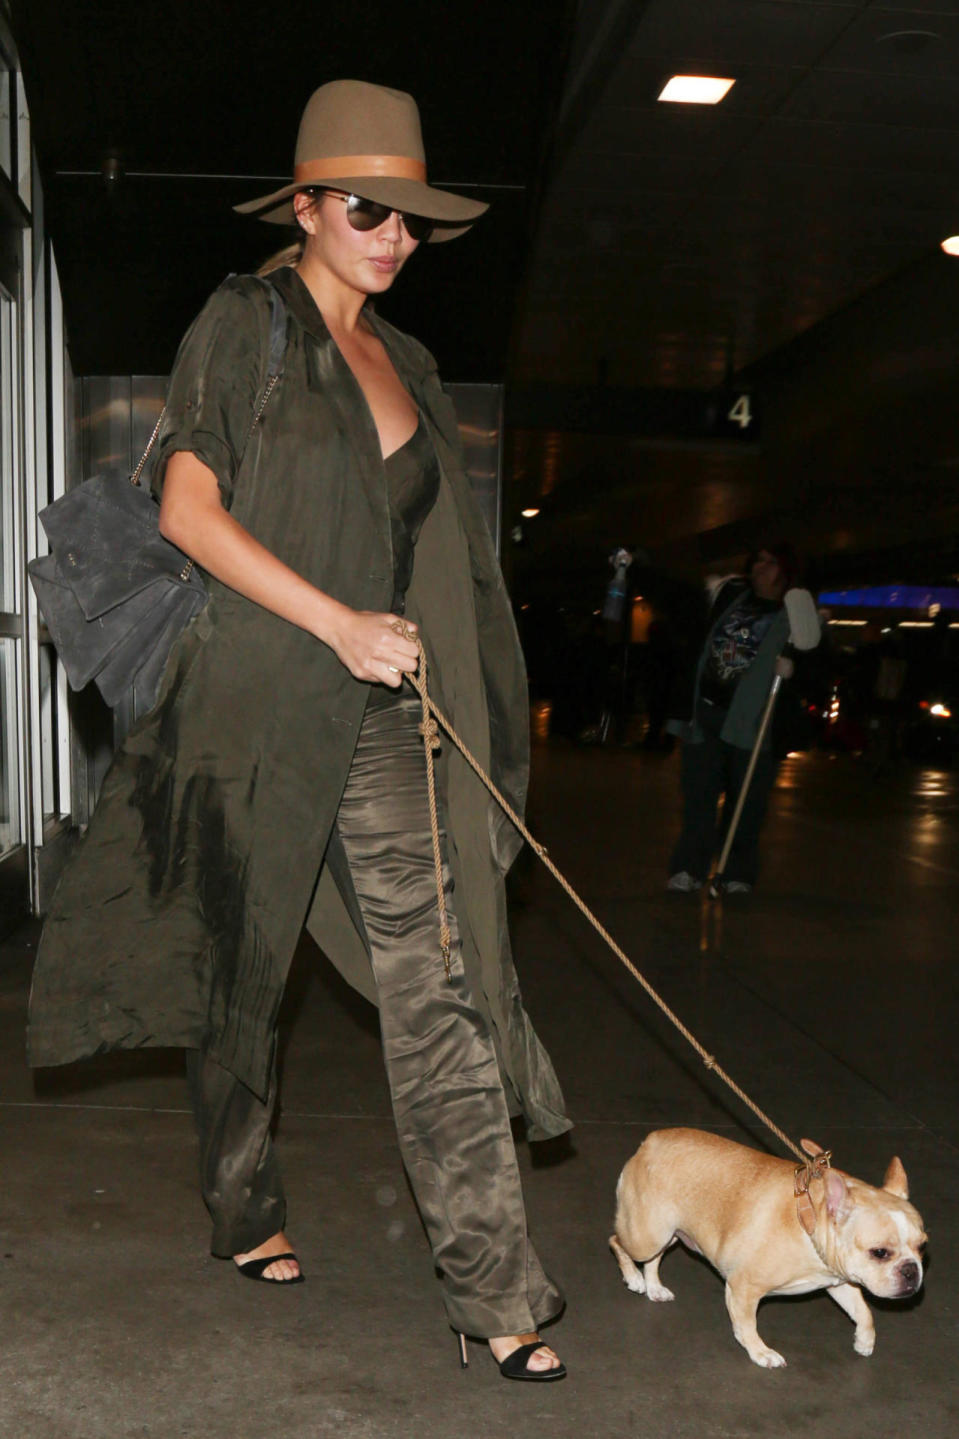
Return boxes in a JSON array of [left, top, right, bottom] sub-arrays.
[[317, 190, 435, 243]]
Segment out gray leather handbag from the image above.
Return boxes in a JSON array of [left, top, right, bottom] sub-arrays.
[[30, 279, 287, 713]]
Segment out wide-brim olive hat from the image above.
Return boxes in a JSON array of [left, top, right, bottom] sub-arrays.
[[234, 80, 487, 243]]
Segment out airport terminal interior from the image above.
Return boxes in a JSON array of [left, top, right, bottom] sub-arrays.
[[2, 3, 958, 1436]]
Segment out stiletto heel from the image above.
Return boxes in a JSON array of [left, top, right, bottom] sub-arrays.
[[457, 1332, 469, 1369]]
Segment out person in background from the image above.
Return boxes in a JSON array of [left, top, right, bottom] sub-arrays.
[[666, 542, 820, 895]]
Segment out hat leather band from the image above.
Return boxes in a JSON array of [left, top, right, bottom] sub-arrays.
[[294, 155, 427, 185]]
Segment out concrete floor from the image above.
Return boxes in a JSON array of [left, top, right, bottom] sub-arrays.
[[1, 742, 957, 1437]]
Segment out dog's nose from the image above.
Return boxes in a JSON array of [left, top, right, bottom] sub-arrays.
[[899, 1261, 920, 1290]]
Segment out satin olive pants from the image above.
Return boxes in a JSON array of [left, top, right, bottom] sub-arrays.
[[188, 684, 562, 1337]]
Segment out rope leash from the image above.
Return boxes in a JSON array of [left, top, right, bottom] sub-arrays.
[[409, 665, 452, 982], [394, 624, 817, 1172]]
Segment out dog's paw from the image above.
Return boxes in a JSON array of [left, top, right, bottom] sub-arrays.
[[645, 1281, 675, 1302], [854, 1330, 875, 1357], [749, 1346, 787, 1369], [622, 1271, 646, 1295]]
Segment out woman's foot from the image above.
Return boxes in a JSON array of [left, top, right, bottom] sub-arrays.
[[489, 1333, 565, 1378], [233, 1230, 301, 1283]]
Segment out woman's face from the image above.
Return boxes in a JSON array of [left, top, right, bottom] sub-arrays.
[[295, 189, 420, 298]]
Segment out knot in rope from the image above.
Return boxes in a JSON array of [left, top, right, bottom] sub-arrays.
[[419, 715, 441, 752], [795, 1140, 832, 1196], [390, 617, 419, 645]]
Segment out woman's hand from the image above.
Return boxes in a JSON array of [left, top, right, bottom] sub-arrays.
[[327, 608, 419, 686]]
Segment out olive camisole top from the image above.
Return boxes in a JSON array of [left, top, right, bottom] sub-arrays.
[[384, 414, 440, 616]]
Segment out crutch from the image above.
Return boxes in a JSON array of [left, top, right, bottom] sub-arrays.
[[707, 588, 821, 900]]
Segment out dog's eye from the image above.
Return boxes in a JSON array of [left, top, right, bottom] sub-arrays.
[[869, 1247, 891, 1261]]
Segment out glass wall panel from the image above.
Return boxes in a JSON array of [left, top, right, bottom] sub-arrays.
[[0, 27, 75, 923], [15, 74, 29, 210], [0, 291, 15, 613], [0, 635, 20, 855], [37, 640, 60, 818], [0, 59, 10, 182]]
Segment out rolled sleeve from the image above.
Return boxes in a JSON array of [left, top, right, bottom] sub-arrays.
[[152, 280, 267, 510]]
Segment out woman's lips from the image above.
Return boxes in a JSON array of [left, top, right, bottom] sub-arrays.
[[368, 256, 398, 274]]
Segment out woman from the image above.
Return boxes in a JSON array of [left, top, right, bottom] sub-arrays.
[[29, 80, 569, 1381], [666, 543, 817, 894]]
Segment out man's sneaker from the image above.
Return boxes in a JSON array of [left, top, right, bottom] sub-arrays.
[[722, 880, 753, 895], [667, 871, 702, 892]]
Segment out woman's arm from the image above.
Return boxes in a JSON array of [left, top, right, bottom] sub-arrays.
[[159, 450, 419, 685]]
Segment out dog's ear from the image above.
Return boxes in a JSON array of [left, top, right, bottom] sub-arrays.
[[882, 1156, 909, 1199], [824, 1169, 849, 1219]]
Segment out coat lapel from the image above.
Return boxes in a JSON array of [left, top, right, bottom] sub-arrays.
[[270, 268, 392, 571]]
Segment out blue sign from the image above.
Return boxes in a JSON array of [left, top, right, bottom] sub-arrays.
[[818, 586, 959, 610]]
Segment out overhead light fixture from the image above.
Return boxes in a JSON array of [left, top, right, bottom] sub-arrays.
[[521, 508, 540, 519], [658, 75, 735, 105], [941, 236, 959, 255]]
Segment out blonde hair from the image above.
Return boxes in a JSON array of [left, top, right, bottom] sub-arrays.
[[256, 240, 304, 277]]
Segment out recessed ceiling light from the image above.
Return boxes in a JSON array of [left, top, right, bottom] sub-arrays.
[[941, 236, 959, 256], [521, 508, 540, 519], [658, 75, 735, 105]]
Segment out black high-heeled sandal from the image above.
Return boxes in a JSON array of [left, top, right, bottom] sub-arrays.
[[234, 1251, 305, 1285], [455, 1334, 567, 1382]]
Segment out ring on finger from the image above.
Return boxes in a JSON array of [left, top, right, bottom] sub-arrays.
[[388, 665, 399, 674]]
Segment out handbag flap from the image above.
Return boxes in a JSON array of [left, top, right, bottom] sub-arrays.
[[38, 469, 205, 620], [30, 552, 190, 689]]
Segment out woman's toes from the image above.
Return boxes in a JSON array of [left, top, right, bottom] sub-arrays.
[[527, 1345, 560, 1371], [233, 1231, 301, 1282], [260, 1261, 287, 1281], [489, 1334, 563, 1372]]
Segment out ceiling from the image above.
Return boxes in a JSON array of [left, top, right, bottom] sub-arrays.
[[11, 0, 959, 603], [517, 0, 959, 390]]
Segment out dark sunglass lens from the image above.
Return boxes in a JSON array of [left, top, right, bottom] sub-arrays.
[[345, 195, 390, 231], [343, 194, 434, 241], [402, 213, 434, 243]]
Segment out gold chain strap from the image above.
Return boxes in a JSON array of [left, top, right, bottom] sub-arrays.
[[129, 409, 195, 581], [130, 413, 164, 488]]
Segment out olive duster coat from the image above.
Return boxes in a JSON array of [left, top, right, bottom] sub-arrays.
[[28, 266, 570, 1143]]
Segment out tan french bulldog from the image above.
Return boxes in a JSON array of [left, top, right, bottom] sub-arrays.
[[610, 1128, 926, 1368]]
